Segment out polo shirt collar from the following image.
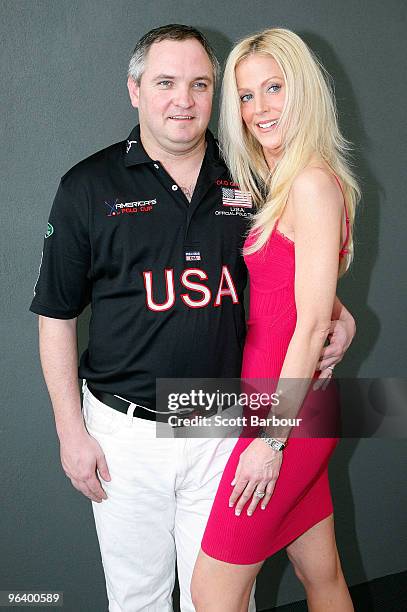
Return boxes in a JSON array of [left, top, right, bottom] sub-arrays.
[[123, 125, 151, 166], [123, 124, 224, 168]]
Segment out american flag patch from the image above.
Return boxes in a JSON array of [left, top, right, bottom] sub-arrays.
[[222, 187, 252, 208], [185, 251, 201, 261]]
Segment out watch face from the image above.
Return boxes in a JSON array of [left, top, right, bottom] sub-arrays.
[[260, 432, 284, 450]]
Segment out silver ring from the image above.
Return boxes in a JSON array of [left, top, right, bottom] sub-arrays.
[[254, 490, 266, 499]]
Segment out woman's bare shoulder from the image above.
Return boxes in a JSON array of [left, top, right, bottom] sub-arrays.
[[290, 162, 343, 214]]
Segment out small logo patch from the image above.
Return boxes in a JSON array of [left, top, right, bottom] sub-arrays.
[[185, 251, 201, 262], [126, 140, 138, 153], [45, 222, 54, 238], [222, 187, 252, 208], [104, 198, 156, 216]]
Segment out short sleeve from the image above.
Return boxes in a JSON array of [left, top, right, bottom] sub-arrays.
[[29, 175, 92, 319]]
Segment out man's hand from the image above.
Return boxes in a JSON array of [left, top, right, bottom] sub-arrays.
[[37, 314, 110, 501], [59, 425, 111, 503], [315, 309, 356, 388]]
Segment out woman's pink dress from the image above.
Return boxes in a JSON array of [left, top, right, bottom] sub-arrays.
[[201, 177, 348, 564]]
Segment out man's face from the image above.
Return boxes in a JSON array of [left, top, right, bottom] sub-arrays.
[[128, 38, 214, 154]]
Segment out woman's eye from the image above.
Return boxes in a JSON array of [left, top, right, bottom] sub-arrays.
[[267, 84, 281, 93], [240, 93, 253, 103]]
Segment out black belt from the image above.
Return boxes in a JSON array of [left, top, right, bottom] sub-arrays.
[[87, 385, 220, 426], [87, 386, 160, 421]]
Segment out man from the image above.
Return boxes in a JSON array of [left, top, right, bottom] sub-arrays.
[[30, 24, 355, 612]]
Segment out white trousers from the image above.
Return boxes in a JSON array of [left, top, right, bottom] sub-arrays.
[[82, 382, 256, 612]]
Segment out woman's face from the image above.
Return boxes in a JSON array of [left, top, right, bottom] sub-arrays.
[[236, 53, 286, 168]]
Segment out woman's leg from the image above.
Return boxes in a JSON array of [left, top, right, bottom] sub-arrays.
[[191, 549, 263, 612], [286, 514, 354, 611]]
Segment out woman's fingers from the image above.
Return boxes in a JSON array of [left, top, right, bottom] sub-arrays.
[[233, 480, 258, 516], [232, 475, 278, 516], [246, 481, 269, 516], [228, 477, 249, 508], [229, 459, 242, 490], [259, 479, 277, 510], [229, 441, 284, 515]]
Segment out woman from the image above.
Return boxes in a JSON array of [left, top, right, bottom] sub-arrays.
[[191, 28, 360, 611]]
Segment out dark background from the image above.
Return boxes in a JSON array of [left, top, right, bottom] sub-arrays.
[[1, 1, 406, 610]]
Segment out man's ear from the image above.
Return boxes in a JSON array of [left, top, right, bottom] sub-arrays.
[[127, 76, 140, 108]]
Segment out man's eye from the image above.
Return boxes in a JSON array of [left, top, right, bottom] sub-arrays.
[[158, 80, 172, 87], [240, 93, 252, 103], [193, 82, 207, 89]]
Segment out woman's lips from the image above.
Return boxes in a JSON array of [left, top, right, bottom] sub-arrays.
[[257, 119, 278, 131]]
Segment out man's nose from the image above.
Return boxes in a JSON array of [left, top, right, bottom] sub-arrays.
[[173, 85, 194, 108]]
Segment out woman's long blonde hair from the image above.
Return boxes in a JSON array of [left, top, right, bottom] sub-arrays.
[[219, 28, 360, 274]]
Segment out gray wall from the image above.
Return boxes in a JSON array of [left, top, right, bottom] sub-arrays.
[[1, 1, 406, 610]]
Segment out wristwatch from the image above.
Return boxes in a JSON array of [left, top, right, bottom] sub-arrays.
[[259, 429, 287, 451]]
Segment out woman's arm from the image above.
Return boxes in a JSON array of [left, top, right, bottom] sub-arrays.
[[229, 167, 344, 515], [267, 168, 344, 434], [280, 167, 343, 379]]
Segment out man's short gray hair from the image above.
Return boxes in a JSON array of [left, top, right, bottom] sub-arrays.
[[128, 24, 220, 86]]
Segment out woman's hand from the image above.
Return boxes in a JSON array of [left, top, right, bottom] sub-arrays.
[[229, 439, 283, 516]]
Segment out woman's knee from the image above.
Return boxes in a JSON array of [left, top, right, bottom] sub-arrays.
[[191, 581, 252, 612], [191, 550, 258, 611], [190, 558, 218, 610], [190, 573, 207, 610], [287, 544, 341, 587]]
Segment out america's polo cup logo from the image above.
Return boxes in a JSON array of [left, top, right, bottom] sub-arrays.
[[104, 198, 156, 216], [104, 199, 120, 216], [222, 187, 252, 208]]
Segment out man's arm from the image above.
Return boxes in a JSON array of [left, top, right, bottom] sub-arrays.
[[39, 315, 110, 502], [332, 295, 356, 343], [39, 315, 84, 437]]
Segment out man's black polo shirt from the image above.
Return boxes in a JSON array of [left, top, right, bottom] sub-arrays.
[[30, 126, 252, 406]]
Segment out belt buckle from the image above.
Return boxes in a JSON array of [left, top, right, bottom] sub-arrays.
[[171, 403, 225, 428], [170, 408, 201, 428]]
